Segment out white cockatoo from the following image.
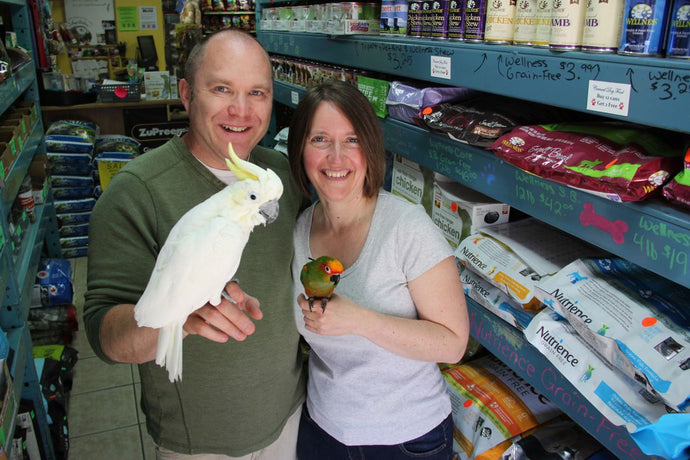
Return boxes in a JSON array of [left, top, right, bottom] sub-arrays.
[[134, 142, 284, 382]]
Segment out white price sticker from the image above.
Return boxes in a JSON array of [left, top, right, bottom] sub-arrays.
[[430, 56, 451, 80], [586, 80, 631, 117], [291, 91, 299, 106]]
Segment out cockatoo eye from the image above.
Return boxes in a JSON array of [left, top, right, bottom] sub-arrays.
[[248, 192, 257, 201]]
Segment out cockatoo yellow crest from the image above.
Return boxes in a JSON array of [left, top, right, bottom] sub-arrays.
[[134, 143, 283, 382]]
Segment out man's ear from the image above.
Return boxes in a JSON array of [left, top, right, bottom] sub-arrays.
[[179, 78, 191, 110]]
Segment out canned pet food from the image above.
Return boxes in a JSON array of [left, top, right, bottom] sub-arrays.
[[619, 0, 672, 55], [485, 0, 518, 43], [513, 0, 539, 45], [449, 0, 466, 39], [421, 0, 435, 36], [549, 0, 587, 50], [381, 0, 395, 31], [533, 0, 553, 46], [666, 0, 690, 58], [408, 0, 425, 35], [430, 0, 451, 38], [394, 0, 409, 33], [464, 0, 489, 40], [582, 0, 625, 51]]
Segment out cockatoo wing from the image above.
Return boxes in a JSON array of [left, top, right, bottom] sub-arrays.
[[134, 212, 250, 329]]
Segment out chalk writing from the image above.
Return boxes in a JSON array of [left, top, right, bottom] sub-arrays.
[[492, 54, 600, 82], [469, 308, 645, 459], [648, 69, 690, 101], [635, 216, 690, 277]]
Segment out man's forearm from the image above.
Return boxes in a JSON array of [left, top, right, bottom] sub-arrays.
[[101, 303, 159, 364]]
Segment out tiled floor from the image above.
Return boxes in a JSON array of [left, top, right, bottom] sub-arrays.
[[67, 257, 157, 460]]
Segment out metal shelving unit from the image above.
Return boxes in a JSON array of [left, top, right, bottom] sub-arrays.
[[259, 21, 689, 460], [1, 1, 63, 458]]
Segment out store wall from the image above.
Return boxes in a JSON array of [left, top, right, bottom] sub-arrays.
[[51, 0, 167, 74]]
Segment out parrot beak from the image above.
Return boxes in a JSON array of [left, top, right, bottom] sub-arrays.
[[330, 274, 340, 286], [259, 199, 280, 223]]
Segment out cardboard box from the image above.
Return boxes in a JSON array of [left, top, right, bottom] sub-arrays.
[[0, 360, 14, 452], [432, 178, 510, 248], [0, 143, 13, 183], [0, 128, 21, 157], [144, 71, 171, 100], [390, 154, 434, 215]]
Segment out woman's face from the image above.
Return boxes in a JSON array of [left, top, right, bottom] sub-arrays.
[[303, 101, 368, 204]]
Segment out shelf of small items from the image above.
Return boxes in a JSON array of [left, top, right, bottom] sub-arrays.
[[65, 44, 126, 80], [201, 0, 256, 33]]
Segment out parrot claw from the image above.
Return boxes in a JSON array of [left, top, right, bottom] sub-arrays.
[[321, 298, 328, 313], [308, 297, 315, 312]]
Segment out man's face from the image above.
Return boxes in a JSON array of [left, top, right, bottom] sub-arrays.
[[180, 37, 273, 167]]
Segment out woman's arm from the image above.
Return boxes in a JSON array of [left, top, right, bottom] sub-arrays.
[[298, 256, 470, 363]]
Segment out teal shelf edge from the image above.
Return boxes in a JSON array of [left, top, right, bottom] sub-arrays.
[[257, 31, 690, 134], [1, 120, 45, 219], [1, 0, 25, 6], [2, 201, 48, 321], [0, 62, 36, 115], [466, 300, 666, 460], [5, 326, 26, 455], [272, 80, 690, 289]]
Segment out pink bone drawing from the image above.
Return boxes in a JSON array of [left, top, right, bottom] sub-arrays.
[[579, 202, 628, 244]]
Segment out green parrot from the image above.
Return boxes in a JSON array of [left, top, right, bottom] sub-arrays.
[[300, 256, 344, 312]]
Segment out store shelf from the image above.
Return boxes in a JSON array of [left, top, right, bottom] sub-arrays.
[[258, 31, 690, 134], [0, 63, 37, 115], [272, 80, 690, 290], [466, 300, 664, 460], [203, 10, 254, 15], [1, 120, 44, 215]]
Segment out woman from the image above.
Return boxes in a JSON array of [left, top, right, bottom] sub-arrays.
[[288, 80, 470, 460]]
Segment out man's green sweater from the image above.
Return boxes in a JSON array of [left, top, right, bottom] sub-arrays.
[[84, 137, 306, 456]]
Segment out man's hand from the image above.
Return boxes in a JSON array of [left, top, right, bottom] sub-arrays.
[[183, 281, 262, 342]]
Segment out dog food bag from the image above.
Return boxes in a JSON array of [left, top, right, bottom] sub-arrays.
[[535, 258, 690, 412], [489, 124, 681, 202], [45, 120, 98, 154], [525, 309, 686, 460], [663, 148, 690, 210], [459, 265, 538, 329], [455, 218, 606, 309], [442, 354, 562, 460]]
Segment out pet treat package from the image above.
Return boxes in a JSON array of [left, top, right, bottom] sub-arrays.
[[535, 257, 690, 412], [489, 124, 682, 202], [442, 355, 562, 459], [385, 80, 475, 124], [415, 96, 568, 148], [663, 148, 690, 209]]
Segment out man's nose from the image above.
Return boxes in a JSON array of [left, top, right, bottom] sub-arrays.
[[227, 95, 249, 117]]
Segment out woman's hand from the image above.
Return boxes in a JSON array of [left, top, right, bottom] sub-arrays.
[[297, 293, 364, 336]]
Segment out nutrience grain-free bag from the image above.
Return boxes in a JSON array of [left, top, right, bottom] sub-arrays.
[[489, 124, 682, 202]]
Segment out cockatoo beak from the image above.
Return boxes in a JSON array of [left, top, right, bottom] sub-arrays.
[[259, 199, 280, 223]]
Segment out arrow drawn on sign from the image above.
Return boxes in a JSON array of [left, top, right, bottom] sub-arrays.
[[474, 53, 488, 73], [626, 68, 638, 92]]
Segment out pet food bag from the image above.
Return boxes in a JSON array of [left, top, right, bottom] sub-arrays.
[[663, 148, 690, 210], [385, 80, 475, 124], [442, 354, 562, 459], [535, 257, 690, 412]]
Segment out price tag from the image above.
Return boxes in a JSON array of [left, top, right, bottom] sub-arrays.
[[586, 80, 631, 117], [430, 56, 451, 80], [291, 90, 299, 106]]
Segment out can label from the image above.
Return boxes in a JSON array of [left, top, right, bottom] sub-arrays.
[[381, 0, 395, 32], [485, 0, 517, 42], [408, 0, 425, 35], [431, 0, 451, 38], [514, 0, 539, 44], [395, 0, 409, 33], [534, 0, 553, 45], [421, 0, 435, 36], [582, 0, 625, 51], [449, 0, 466, 38], [464, 0, 488, 40], [550, 0, 587, 49], [619, 0, 671, 55], [666, 0, 690, 57]]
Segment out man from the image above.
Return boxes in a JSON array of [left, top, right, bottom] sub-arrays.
[[83, 30, 306, 459]]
